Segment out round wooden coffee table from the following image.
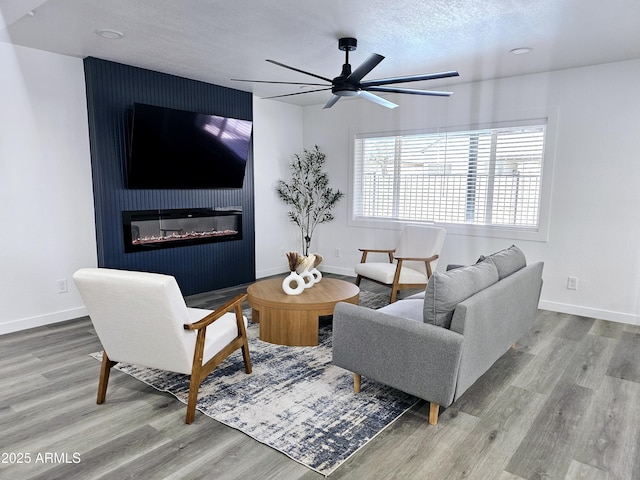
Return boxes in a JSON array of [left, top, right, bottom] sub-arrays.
[[246, 277, 359, 346]]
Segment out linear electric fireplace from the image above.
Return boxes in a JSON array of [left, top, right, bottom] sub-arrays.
[[122, 208, 242, 253]]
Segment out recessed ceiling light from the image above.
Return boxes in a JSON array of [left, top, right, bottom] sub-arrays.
[[510, 47, 533, 55], [95, 29, 124, 40]]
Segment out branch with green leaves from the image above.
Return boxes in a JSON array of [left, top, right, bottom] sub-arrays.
[[276, 145, 344, 256]]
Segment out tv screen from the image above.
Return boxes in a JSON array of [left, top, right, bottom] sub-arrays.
[[127, 103, 253, 189]]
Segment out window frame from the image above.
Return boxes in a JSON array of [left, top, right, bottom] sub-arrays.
[[348, 116, 556, 241]]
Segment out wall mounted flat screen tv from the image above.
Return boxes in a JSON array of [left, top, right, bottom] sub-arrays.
[[127, 103, 253, 189]]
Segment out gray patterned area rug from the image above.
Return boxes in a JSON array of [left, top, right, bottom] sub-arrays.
[[91, 290, 417, 476]]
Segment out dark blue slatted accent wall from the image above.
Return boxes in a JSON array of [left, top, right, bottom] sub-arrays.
[[84, 57, 255, 295]]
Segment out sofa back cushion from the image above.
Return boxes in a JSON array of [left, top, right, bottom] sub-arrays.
[[481, 245, 526, 280], [424, 260, 499, 329]]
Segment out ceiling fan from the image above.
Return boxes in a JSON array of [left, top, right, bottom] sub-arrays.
[[232, 37, 459, 109]]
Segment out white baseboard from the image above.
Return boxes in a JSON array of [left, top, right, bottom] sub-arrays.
[[539, 300, 640, 326], [319, 265, 356, 277], [256, 267, 288, 279], [0, 307, 89, 336]]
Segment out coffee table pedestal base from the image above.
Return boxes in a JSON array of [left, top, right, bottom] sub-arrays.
[[254, 308, 322, 346]]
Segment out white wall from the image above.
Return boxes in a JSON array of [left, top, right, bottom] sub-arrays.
[[302, 59, 640, 325], [252, 97, 305, 277], [0, 43, 97, 334]]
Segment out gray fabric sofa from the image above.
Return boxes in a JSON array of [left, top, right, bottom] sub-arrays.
[[332, 246, 543, 425]]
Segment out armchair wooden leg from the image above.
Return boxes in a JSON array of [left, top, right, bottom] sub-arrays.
[[235, 305, 253, 374], [186, 375, 200, 425], [354, 373, 361, 394], [429, 402, 440, 425], [355, 275, 362, 286], [390, 259, 403, 303], [390, 288, 398, 303], [186, 329, 207, 424], [97, 351, 116, 405], [241, 344, 252, 374]]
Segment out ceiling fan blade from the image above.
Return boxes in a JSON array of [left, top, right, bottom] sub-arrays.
[[361, 70, 460, 87], [323, 95, 341, 109], [359, 90, 399, 109], [365, 86, 453, 97], [231, 78, 329, 86], [347, 53, 385, 84], [266, 59, 333, 83], [261, 87, 332, 100]]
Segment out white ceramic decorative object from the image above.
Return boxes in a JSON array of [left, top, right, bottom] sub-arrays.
[[309, 253, 323, 283], [310, 268, 322, 283], [293, 254, 316, 289], [299, 268, 315, 289], [282, 271, 305, 295]]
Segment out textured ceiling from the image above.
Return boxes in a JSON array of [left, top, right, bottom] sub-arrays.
[[2, 0, 640, 107]]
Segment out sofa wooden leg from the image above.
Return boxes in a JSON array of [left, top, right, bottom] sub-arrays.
[[354, 373, 361, 394], [429, 402, 440, 425]]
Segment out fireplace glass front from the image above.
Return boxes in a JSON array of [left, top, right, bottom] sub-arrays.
[[122, 208, 242, 253]]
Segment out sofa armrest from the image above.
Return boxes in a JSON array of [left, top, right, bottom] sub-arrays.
[[332, 302, 464, 407], [449, 261, 544, 400]]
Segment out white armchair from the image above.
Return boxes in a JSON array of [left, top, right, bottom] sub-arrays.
[[355, 225, 446, 302], [73, 267, 252, 424]]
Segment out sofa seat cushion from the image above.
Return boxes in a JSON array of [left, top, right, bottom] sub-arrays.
[[377, 299, 425, 322], [355, 262, 426, 285], [424, 260, 499, 328], [481, 245, 526, 280], [407, 290, 425, 300]]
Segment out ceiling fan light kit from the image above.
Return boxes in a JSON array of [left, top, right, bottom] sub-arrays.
[[232, 37, 459, 109]]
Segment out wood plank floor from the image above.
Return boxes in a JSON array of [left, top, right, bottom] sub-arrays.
[[1, 274, 639, 480]]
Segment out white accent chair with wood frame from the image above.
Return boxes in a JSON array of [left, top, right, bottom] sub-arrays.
[[355, 225, 446, 303], [73, 267, 252, 424]]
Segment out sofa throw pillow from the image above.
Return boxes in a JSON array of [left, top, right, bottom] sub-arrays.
[[423, 260, 499, 329], [484, 245, 526, 280]]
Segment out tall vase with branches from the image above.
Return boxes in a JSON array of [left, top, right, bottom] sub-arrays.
[[276, 145, 344, 256]]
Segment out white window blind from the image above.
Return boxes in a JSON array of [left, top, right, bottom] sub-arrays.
[[353, 122, 546, 231]]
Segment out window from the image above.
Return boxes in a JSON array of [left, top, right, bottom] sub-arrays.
[[353, 121, 548, 236]]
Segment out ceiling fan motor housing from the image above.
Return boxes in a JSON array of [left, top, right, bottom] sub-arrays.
[[332, 82, 359, 96], [333, 62, 358, 96]]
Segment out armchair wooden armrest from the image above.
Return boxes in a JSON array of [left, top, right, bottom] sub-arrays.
[[184, 293, 248, 331], [393, 254, 439, 263], [393, 254, 439, 282], [358, 248, 396, 263]]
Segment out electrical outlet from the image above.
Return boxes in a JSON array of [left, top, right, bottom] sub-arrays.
[[56, 279, 68, 294], [335, 248, 341, 257], [567, 276, 578, 290]]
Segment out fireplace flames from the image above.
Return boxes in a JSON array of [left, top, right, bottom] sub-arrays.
[[132, 229, 239, 245]]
